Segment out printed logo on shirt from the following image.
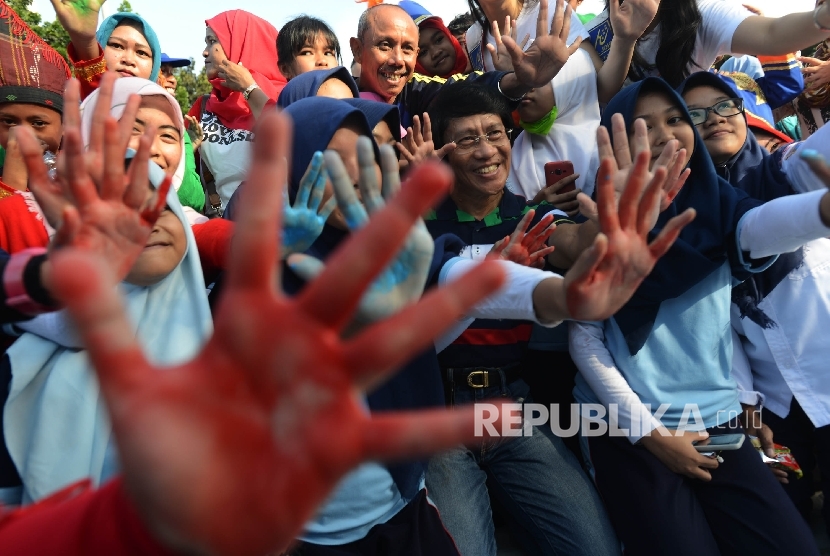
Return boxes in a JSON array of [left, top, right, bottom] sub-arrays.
[[201, 112, 254, 146]]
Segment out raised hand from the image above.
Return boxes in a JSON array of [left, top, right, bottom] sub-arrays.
[[281, 151, 336, 256], [218, 59, 257, 92], [397, 113, 456, 171], [16, 76, 169, 282], [291, 139, 437, 322], [50, 0, 105, 58], [600, 114, 689, 214], [489, 209, 556, 268], [502, 0, 582, 89], [486, 16, 530, 72], [561, 149, 696, 321], [47, 110, 505, 556], [608, 0, 658, 42], [184, 115, 204, 151], [2, 131, 30, 192], [33, 73, 144, 229]]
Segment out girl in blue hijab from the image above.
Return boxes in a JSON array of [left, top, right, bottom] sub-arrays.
[[96, 12, 162, 82], [680, 71, 830, 534], [570, 77, 828, 555], [273, 96, 459, 554]]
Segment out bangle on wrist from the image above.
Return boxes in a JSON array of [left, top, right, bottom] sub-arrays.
[[497, 73, 527, 102], [4, 248, 55, 316], [243, 83, 260, 100], [815, 1, 830, 32]]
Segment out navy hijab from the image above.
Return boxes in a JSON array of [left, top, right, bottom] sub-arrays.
[[677, 72, 802, 328], [602, 78, 762, 354], [276, 66, 359, 108], [282, 97, 452, 499], [344, 97, 402, 142]]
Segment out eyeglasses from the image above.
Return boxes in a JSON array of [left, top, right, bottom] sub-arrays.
[[687, 98, 743, 126], [452, 128, 511, 152]]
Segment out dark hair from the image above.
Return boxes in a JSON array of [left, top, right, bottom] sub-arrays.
[[277, 16, 341, 68], [427, 81, 512, 147], [606, 0, 702, 87], [448, 12, 476, 37], [466, 0, 493, 45]]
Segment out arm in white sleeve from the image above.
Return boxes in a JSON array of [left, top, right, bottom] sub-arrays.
[[568, 321, 663, 443], [738, 189, 830, 259], [781, 128, 830, 194], [730, 325, 765, 406], [438, 257, 565, 326]]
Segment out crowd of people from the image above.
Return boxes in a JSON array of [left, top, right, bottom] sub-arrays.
[[0, 0, 828, 554]]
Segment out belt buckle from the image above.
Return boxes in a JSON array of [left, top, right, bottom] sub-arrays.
[[467, 370, 489, 388]]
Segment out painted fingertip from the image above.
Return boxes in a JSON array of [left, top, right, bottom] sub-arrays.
[[800, 149, 823, 161]]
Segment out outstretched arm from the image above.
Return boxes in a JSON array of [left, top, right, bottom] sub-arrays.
[[732, 4, 830, 57], [38, 111, 506, 556], [51, 0, 106, 65]]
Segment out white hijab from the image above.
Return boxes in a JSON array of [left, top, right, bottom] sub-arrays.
[[507, 48, 601, 198], [4, 78, 213, 504]]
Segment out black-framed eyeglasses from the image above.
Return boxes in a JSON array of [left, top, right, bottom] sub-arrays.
[[452, 128, 512, 152], [688, 98, 743, 126]]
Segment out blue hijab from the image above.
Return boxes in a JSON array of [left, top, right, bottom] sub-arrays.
[[275, 66, 359, 109], [677, 72, 803, 328], [602, 78, 762, 354], [344, 98, 402, 142], [283, 97, 452, 500], [96, 12, 162, 82]]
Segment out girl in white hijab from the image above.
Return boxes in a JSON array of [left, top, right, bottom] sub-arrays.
[[3, 78, 213, 504]]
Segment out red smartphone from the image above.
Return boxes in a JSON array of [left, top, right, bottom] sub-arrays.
[[544, 161, 576, 192]]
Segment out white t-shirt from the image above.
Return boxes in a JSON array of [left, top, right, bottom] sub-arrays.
[[199, 110, 254, 210], [630, 0, 752, 79], [508, 48, 601, 198]]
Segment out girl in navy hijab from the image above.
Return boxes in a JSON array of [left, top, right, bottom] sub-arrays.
[[276, 66, 359, 108], [680, 71, 830, 534], [570, 77, 829, 555], [267, 96, 460, 554]]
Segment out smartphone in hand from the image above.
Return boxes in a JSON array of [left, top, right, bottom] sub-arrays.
[[544, 161, 575, 192], [693, 433, 745, 452]]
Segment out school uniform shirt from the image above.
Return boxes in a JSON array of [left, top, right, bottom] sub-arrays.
[[731, 238, 830, 428], [424, 188, 568, 369]]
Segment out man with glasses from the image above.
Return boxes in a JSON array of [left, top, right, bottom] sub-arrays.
[[421, 80, 622, 556]]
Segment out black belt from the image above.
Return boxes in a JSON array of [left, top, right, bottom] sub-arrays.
[[444, 363, 522, 390]]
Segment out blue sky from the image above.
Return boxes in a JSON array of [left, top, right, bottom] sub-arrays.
[[32, 0, 814, 72]]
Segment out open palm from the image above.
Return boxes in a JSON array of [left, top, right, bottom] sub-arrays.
[[50, 0, 105, 40], [502, 0, 582, 89], [49, 112, 506, 556], [563, 150, 696, 321], [18, 76, 169, 282], [609, 0, 659, 42]]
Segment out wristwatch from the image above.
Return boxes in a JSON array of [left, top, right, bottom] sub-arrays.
[[243, 83, 261, 100], [4, 247, 53, 316]]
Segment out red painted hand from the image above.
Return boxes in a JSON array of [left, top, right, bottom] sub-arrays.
[[562, 150, 696, 321], [489, 210, 556, 268], [17, 75, 169, 283], [48, 111, 505, 556]]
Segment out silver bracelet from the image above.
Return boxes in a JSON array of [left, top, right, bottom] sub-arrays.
[[815, 1, 830, 32], [497, 73, 527, 102]]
